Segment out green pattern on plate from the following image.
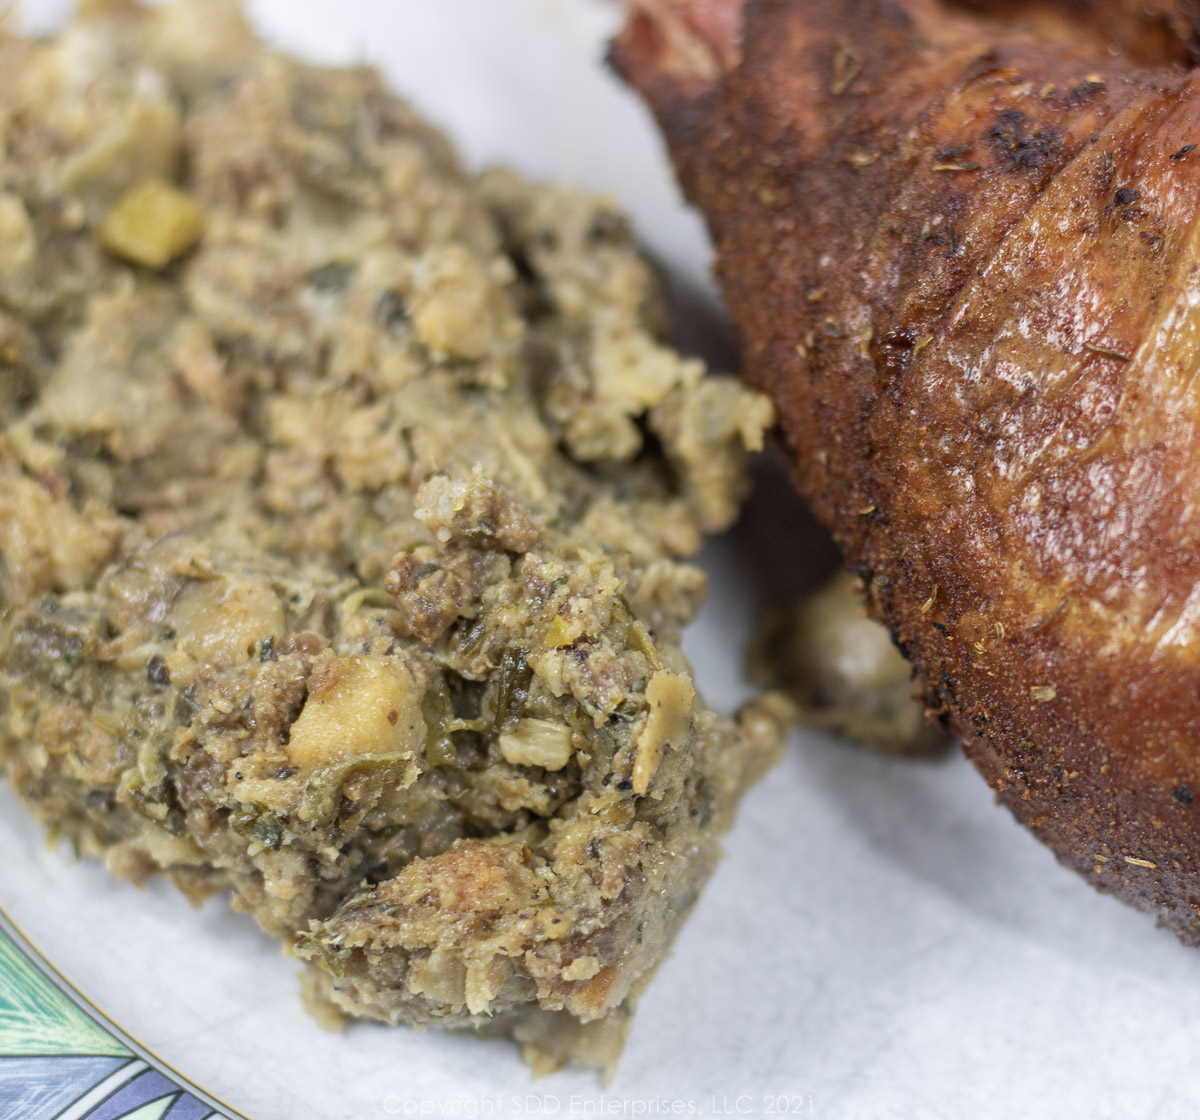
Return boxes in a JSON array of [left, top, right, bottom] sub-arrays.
[[0, 924, 131, 1058], [0, 911, 241, 1117]]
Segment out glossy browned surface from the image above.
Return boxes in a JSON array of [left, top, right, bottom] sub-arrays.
[[616, 0, 1200, 938], [953, 0, 1200, 66]]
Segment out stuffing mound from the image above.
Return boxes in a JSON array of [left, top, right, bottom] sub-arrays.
[[0, 0, 785, 1073]]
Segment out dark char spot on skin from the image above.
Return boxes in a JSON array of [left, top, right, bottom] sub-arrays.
[[985, 108, 1062, 173]]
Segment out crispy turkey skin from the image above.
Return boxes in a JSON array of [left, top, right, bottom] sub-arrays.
[[615, 0, 1200, 939]]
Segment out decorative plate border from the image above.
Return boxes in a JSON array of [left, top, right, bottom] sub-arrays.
[[0, 907, 246, 1120]]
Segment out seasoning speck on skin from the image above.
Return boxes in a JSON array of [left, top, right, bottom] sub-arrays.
[[1084, 341, 1133, 362]]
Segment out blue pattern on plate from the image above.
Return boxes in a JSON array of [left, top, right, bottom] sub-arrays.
[[0, 1056, 130, 1120], [0, 912, 241, 1120], [164, 1094, 223, 1120], [82, 1068, 178, 1120]]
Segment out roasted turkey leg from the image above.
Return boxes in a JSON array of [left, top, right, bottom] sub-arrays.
[[615, 0, 1200, 939]]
